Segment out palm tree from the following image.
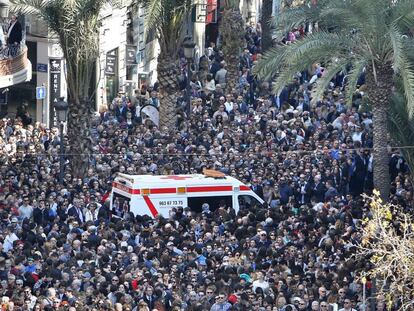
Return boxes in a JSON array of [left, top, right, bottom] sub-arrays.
[[137, 0, 191, 128], [11, 0, 111, 177], [261, 0, 274, 52], [219, 0, 244, 92], [254, 0, 414, 199]]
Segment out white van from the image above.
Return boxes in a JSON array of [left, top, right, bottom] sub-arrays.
[[110, 171, 264, 218]]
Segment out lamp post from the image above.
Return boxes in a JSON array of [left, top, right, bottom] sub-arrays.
[[54, 97, 69, 184], [183, 37, 195, 117]]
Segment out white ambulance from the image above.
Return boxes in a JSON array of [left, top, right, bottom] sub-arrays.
[[110, 170, 264, 218]]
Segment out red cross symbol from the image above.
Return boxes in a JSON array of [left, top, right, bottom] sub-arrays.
[[161, 175, 192, 180]]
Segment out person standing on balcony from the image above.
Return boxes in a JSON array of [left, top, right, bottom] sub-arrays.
[[7, 15, 22, 56]]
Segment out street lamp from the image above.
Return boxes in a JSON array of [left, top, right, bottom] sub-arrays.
[[183, 37, 195, 117], [54, 97, 69, 184]]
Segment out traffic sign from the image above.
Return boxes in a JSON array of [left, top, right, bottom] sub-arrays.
[[36, 86, 46, 100], [37, 63, 48, 72]]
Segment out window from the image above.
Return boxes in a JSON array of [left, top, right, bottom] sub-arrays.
[[112, 193, 131, 218], [188, 195, 232, 213], [238, 195, 262, 210]]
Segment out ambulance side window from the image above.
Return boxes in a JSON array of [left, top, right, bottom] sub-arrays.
[[238, 195, 262, 210], [112, 193, 131, 218], [188, 196, 233, 213]]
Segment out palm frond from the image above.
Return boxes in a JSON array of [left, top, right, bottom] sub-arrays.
[[398, 55, 414, 118], [138, 0, 189, 56], [10, 0, 51, 17], [344, 60, 366, 106], [391, 0, 414, 32], [311, 59, 349, 103], [389, 89, 414, 182], [389, 22, 404, 70], [142, 0, 163, 38], [254, 31, 351, 82], [283, 31, 350, 65], [272, 66, 303, 96], [253, 45, 288, 80]]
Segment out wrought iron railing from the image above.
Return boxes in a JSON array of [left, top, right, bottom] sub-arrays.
[[0, 44, 23, 60], [0, 44, 28, 76]]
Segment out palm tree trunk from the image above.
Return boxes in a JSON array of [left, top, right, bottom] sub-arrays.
[[219, 4, 245, 93], [367, 66, 393, 200], [261, 0, 274, 52], [157, 56, 179, 129], [67, 99, 94, 178], [226, 54, 240, 93]]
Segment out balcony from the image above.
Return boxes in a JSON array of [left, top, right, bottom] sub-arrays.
[[0, 45, 32, 88]]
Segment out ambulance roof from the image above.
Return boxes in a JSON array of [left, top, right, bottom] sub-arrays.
[[115, 173, 245, 187]]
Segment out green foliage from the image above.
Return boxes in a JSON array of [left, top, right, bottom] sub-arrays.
[[255, 0, 414, 114], [389, 88, 414, 185], [11, 0, 114, 102], [137, 0, 191, 57]]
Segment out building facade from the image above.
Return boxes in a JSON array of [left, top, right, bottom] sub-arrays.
[[1, 0, 264, 123], [0, 12, 68, 128], [96, 2, 159, 111]]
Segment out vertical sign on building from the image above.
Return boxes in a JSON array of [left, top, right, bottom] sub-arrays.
[[105, 49, 119, 103], [49, 59, 62, 127], [105, 49, 118, 75], [125, 45, 137, 65]]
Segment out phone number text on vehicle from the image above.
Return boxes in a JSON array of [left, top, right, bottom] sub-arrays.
[[158, 200, 184, 207]]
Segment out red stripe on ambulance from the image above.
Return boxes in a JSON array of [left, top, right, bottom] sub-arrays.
[[113, 184, 244, 194], [143, 196, 159, 218], [150, 188, 176, 194]]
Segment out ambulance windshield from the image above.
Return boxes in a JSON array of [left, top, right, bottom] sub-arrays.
[[238, 195, 262, 209], [112, 193, 131, 219]]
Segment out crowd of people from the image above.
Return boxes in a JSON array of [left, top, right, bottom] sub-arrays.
[[0, 19, 412, 311]]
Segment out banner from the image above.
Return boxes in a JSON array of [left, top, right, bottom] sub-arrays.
[[49, 59, 62, 127], [50, 59, 61, 104]]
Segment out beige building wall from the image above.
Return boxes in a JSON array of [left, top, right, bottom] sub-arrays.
[[240, 0, 262, 24]]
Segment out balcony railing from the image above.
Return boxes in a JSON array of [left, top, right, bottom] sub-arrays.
[[0, 44, 32, 88], [0, 45, 27, 74]]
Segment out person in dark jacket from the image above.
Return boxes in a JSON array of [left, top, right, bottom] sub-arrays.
[[33, 200, 54, 227], [67, 199, 85, 224], [312, 175, 326, 203], [349, 149, 367, 196], [294, 174, 312, 204], [279, 177, 294, 204], [141, 286, 156, 310], [7, 15, 22, 46], [251, 179, 264, 199]]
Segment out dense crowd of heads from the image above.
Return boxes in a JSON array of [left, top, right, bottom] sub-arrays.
[[0, 23, 411, 311]]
